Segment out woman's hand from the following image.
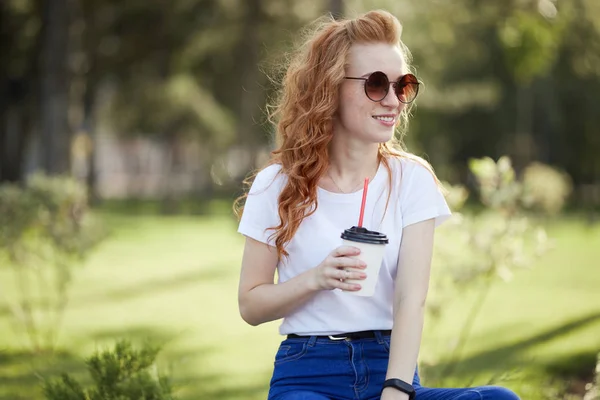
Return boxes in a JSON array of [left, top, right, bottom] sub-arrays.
[[310, 246, 367, 292]]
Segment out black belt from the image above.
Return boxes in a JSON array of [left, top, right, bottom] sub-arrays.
[[287, 329, 392, 341]]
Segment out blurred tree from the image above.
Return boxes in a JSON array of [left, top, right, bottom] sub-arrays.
[[74, 0, 106, 204], [102, 0, 319, 197], [1, 0, 598, 205], [0, 0, 41, 183], [355, 0, 598, 197], [554, 0, 600, 188], [39, 0, 70, 175], [101, 0, 239, 206], [498, 0, 566, 167], [233, 0, 266, 192]]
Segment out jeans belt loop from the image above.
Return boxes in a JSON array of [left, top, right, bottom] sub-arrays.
[[373, 330, 385, 344]]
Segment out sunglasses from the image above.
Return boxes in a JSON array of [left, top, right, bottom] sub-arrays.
[[344, 71, 420, 103]]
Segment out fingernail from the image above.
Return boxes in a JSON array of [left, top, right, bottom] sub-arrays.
[[360, 274, 367, 279], [354, 285, 361, 290]]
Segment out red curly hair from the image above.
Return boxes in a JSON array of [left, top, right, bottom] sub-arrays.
[[234, 10, 441, 260]]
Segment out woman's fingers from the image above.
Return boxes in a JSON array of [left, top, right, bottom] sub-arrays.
[[321, 264, 366, 291], [336, 268, 350, 281], [332, 246, 361, 258], [316, 247, 367, 291], [328, 278, 361, 291], [330, 256, 366, 270], [333, 268, 365, 280], [341, 281, 362, 291], [347, 269, 367, 280]]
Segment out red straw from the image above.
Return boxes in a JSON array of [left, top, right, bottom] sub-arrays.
[[357, 177, 369, 227]]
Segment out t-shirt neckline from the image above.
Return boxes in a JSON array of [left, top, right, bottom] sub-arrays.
[[317, 162, 386, 203]]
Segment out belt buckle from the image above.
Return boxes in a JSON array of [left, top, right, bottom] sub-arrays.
[[328, 334, 348, 341]]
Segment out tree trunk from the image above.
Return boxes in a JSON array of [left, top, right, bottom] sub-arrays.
[[83, 82, 99, 205], [237, 0, 265, 174], [0, 106, 20, 183], [513, 83, 534, 169], [39, 0, 71, 175], [0, 2, 32, 184], [0, 103, 30, 183], [534, 75, 554, 164]]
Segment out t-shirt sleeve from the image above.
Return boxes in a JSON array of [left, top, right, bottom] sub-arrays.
[[237, 166, 282, 246], [400, 161, 452, 228]]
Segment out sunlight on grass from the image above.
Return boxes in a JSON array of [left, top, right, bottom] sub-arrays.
[[0, 211, 599, 400]]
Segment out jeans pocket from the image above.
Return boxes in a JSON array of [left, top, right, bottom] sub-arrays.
[[274, 340, 308, 365], [381, 338, 391, 353]]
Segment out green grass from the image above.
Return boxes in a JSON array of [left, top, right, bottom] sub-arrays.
[[0, 211, 599, 399], [420, 217, 600, 398]]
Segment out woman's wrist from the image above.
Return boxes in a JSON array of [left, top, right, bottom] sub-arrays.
[[382, 378, 416, 399], [302, 267, 322, 292]]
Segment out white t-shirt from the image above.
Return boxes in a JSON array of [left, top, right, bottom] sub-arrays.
[[237, 156, 451, 336]]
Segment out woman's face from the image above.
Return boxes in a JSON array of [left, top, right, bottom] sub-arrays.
[[336, 42, 408, 144]]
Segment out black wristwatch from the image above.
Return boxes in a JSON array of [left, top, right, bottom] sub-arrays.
[[382, 378, 416, 399]]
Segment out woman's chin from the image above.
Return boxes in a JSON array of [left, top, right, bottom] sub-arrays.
[[341, 129, 394, 145], [370, 130, 395, 144]]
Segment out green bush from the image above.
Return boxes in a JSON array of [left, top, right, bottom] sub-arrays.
[[0, 173, 106, 352], [43, 340, 177, 400], [427, 157, 572, 380], [584, 353, 600, 400]]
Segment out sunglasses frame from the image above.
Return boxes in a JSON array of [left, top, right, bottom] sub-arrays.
[[344, 71, 421, 104]]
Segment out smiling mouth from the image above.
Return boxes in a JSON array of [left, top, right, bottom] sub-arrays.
[[372, 115, 396, 124], [373, 115, 395, 122]]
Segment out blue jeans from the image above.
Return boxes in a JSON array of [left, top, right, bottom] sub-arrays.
[[268, 331, 519, 400]]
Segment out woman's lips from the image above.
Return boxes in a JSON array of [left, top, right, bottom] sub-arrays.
[[372, 115, 396, 127]]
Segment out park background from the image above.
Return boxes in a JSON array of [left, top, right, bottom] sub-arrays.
[[1, 0, 599, 399]]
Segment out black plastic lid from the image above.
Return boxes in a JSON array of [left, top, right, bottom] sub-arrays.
[[341, 226, 388, 245]]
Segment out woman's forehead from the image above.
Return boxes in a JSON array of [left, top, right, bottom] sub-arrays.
[[346, 43, 406, 77]]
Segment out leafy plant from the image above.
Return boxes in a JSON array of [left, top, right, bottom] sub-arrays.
[[428, 156, 572, 378], [584, 353, 600, 400], [43, 340, 177, 400], [0, 173, 106, 352]]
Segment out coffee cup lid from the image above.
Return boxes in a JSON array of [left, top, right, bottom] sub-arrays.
[[341, 226, 388, 245]]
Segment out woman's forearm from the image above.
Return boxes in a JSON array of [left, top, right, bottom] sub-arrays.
[[383, 219, 435, 397], [239, 269, 319, 326], [385, 299, 426, 386]]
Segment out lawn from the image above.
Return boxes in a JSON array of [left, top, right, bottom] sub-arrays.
[[0, 208, 599, 400]]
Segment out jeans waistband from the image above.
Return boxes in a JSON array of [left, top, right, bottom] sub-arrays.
[[287, 329, 392, 341]]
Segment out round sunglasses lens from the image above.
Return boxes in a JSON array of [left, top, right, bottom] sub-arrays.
[[396, 74, 419, 103], [365, 72, 389, 101], [399, 84, 418, 103]]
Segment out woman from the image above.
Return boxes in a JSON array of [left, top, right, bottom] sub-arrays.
[[234, 9, 520, 400]]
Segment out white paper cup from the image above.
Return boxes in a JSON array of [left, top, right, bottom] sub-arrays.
[[340, 226, 388, 297]]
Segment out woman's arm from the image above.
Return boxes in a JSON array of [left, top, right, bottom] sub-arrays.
[[382, 218, 436, 399], [238, 237, 366, 326]]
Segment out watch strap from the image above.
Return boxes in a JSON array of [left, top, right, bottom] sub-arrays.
[[382, 378, 416, 399]]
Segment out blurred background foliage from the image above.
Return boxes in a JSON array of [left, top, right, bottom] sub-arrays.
[[1, 0, 599, 210], [1, 0, 600, 399]]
